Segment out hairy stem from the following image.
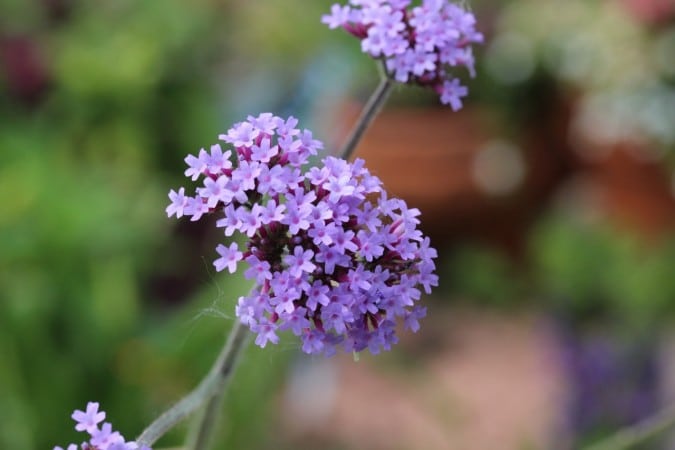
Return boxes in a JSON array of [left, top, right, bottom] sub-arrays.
[[584, 402, 675, 450], [338, 68, 393, 161], [190, 321, 249, 450], [136, 321, 249, 447]]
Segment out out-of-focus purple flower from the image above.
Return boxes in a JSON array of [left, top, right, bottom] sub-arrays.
[[167, 114, 438, 355], [56, 403, 151, 450], [72, 402, 105, 434], [166, 187, 188, 218], [91, 422, 124, 448], [439, 78, 469, 111], [322, 0, 482, 108]]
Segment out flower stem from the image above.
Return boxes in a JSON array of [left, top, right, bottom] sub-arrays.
[[338, 67, 393, 161], [583, 402, 675, 450], [190, 321, 249, 450], [136, 321, 249, 447]]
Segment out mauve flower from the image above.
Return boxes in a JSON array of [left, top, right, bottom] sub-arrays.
[[167, 114, 438, 355], [56, 403, 151, 450], [323, 0, 482, 107]]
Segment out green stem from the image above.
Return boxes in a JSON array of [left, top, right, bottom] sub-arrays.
[[190, 321, 249, 450], [135, 375, 211, 446], [338, 69, 393, 161], [583, 402, 675, 450], [136, 321, 249, 447]]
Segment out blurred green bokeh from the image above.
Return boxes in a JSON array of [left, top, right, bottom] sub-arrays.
[[530, 217, 675, 330], [0, 1, 345, 448]]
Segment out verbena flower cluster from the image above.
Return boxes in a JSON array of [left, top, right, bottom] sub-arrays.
[[322, 0, 483, 110], [167, 113, 438, 355], [54, 402, 151, 450]]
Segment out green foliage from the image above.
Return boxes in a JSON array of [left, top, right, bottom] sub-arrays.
[[444, 244, 525, 308], [0, 1, 292, 449], [530, 218, 675, 328]]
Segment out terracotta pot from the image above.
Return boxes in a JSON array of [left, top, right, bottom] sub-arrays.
[[330, 102, 571, 256]]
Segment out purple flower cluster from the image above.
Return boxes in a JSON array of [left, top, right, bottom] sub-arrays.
[[322, 0, 483, 110], [54, 402, 151, 450], [167, 113, 438, 355]]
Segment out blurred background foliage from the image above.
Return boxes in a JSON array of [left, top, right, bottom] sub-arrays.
[[1, 0, 675, 449], [530, 217, 675, 330], [0, 0, 343, 448]]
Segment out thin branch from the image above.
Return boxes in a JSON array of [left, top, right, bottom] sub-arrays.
[[136, 321, 250, 447], [584, 402, 675, 450], [136, 374, 213, 446], [191, 321, 250, 450], [337, 65, 394, 160]]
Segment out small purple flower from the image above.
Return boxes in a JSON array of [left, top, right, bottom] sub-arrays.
[[259, 198, 285, 224], [404, 305, 427, 332], [323, 0, 482, 107], [166, 187, 189, 218], [356, 229, 384, 261], [329, 227, 358, 253], [280, 306, 311, 335], [306, 280, 331, 311], [274, 115, 299, 136], [282, 199, 312, 235], [347, 265, 372, 291], [199, 175, 230, 208], [284, 246, 317, 278], [315, 245, 348, 275], [273, 289, 300, 315], [91, 422, 124, 448], [308, 220, 334, 246], [236, 295, 259, 326], [321, 3, 352, 29], [244, 255, 273, 284], [56, 403, 151, 450], [302, 328, 326, 354], [250, 137, 279, 163], [232, 160, 260, 190], [411, 47, 437, 76], [321, 303, 351, 335], [72, 402, 105, 434], [237, 205, 262, 237], [249, 112, 278, 135], [324, 173, 356, 202], [213, 242, 243, 274], [439, 77, 468, 111], [219, 120, 259, 147], [186, 196, 208, 222], [184, 149, 208, 181], [252, 318, 279, 348], [298, 129, 323, 154], [205, 144, 232, 174]]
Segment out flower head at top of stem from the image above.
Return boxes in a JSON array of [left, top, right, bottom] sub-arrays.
[[322, 0, 483, 110], [167, 113, 438, 356]]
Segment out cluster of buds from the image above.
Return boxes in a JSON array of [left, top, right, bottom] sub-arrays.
[[322, 0, 483, 110], [167, 113, 437, 355]]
